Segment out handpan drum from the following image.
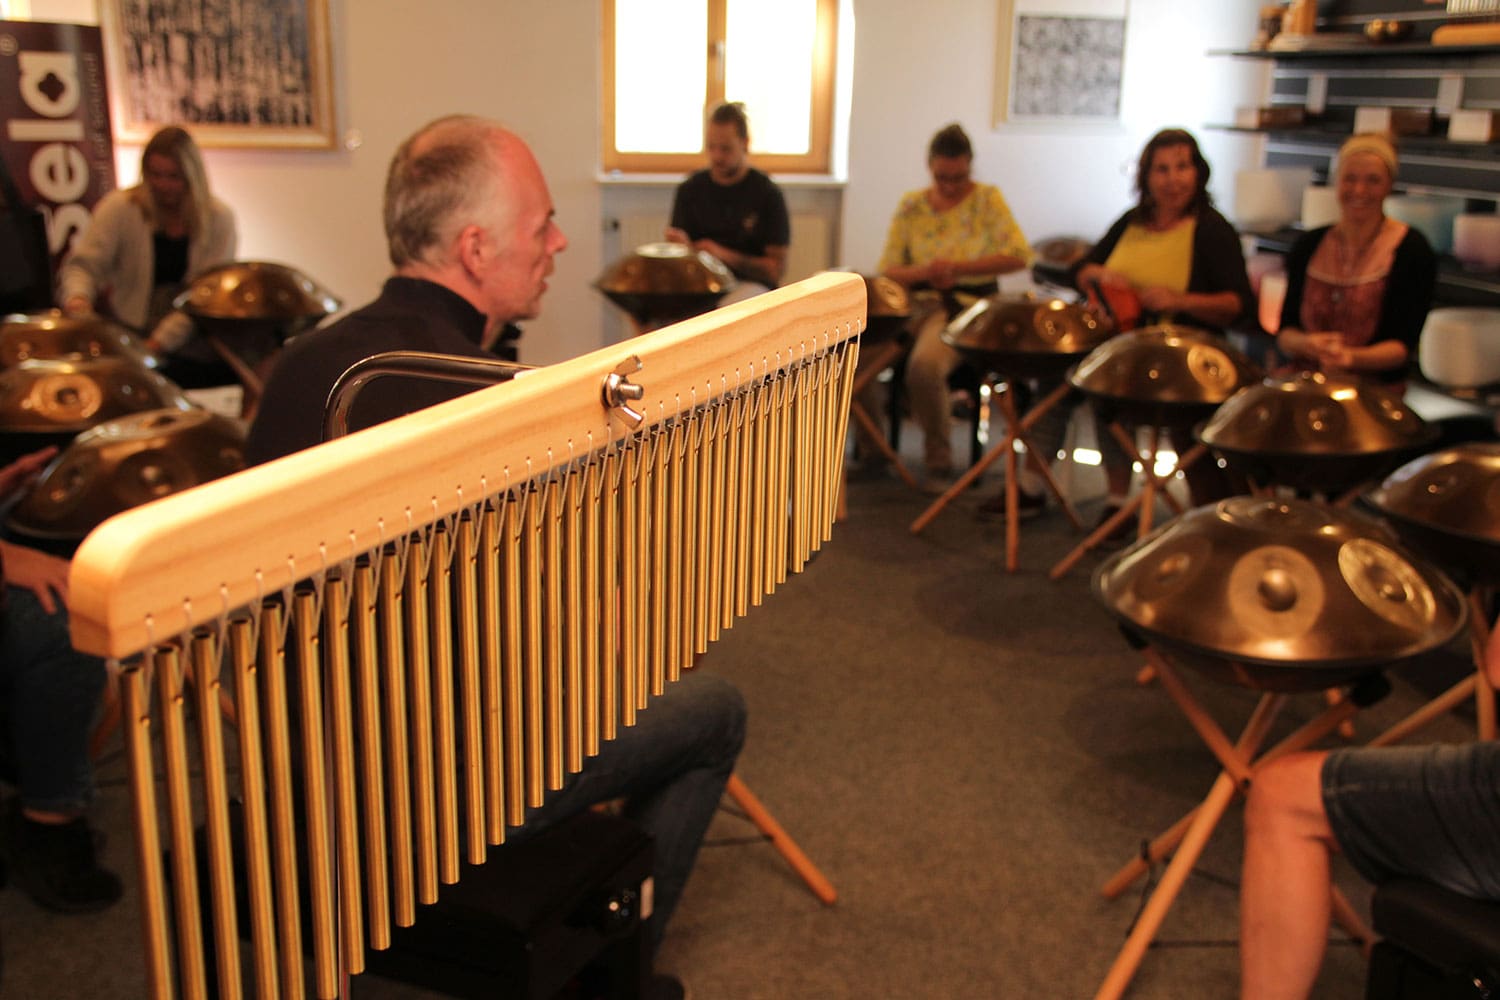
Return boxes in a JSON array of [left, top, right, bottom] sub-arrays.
[[863, 274, 910, 345], [1198, 371, 1438, 494], [6, 407, 246, 552], [1365, 443, 1500, 586], [0, 311, 154, 369], [1094, 496, 1466, 690], [174, 260, 342, 344], [0, 357, 191, 464], [594, 242, 737, 327], [942, 293, 1114, 380], [1069, 323, 1260, 428]]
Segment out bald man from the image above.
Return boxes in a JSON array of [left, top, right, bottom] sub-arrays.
[[246, 119, 745, 990]]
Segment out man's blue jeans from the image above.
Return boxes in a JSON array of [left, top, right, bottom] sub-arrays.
[[0, 586, 106, 813], [505, 670, 746, 947]]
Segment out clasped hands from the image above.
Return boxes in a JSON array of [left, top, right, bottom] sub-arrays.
[[1287, 330, 1355, 373]]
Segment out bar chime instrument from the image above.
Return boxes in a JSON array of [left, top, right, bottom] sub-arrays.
[[68, 273, 866, 999]]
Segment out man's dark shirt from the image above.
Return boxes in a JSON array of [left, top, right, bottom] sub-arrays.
[[246, 277, 494, 464], [669, 168, 790, 285]]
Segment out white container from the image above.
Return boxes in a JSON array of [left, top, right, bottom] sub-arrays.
[[1385, 194, 1466, 255], [1301, 185, 1340, 230], [1234, 167, 1314, 232], [1258, 270, 1288, 335], [1419, 307, 1500, 388], [1453, 213, 1500, 271]]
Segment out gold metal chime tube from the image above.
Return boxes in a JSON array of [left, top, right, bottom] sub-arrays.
[[258, 600, 307, 999], [649, 426, 669, 698], [121, 660, 172, 999], [521, 487, 546, 806], [376, 549, 416, 926], [691, 407, 713, 656], [454, 512, 489, 863], [478, 504, 508, 844], [402, 536, 439, 905], [500, 496, 527, 824], [155, 643, 208, 998], [350, 560, 391, 948], [292, 588, 338, 998], [426, 524, 462, 884], [563, 469, 586, 773], [664, 419, 686, 682], [191, 628, 241, 998], [599, 451, 621, 743], [583, 458, 604, 758], [322, 575, 366, 974], [227, 617, 280, 991], [543, 477, 565, 791]]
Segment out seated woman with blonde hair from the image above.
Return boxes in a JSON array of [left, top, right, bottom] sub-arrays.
[[1275, 133, 1436, 383], [58, 125, 238, 387]]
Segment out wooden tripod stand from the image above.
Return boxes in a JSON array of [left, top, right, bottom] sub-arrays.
[[1094, 646, 1382, 1000], [910, 377, 1083, 569], [1050, 422, 1201, 580]]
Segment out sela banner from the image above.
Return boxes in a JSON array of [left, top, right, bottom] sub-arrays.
[[0, 19, 116, 268]]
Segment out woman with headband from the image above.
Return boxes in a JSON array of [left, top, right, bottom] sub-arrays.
[[1275, 133, 1436, 382]]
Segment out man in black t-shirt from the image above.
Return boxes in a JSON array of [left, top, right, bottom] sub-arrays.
[[665, 102, 790, 298]]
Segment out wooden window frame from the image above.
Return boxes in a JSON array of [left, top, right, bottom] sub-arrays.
[[601, 0, 838, 175]]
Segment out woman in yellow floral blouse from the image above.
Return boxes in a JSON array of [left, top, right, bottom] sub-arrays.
[[878, 123, 1031, 490]]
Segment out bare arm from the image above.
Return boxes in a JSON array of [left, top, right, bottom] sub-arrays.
[[1138, 287, 1245, 329], [695, 239, 787, 287]]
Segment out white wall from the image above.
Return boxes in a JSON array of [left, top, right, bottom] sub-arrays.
[[17, 0, 1267, 362], [21, 0, 606, 366], [840, 0, 1266, 272]]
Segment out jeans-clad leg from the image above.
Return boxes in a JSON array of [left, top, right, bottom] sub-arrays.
[[0, 586, 106, 813], [507, 671, 747, 946]]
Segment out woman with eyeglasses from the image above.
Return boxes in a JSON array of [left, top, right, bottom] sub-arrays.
[[876, 123, 1032, 493]]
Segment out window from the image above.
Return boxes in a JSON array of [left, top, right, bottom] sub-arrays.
[[602, 0, 838, 174]]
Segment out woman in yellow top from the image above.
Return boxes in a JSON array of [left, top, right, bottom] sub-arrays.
[[878, 123, 1031, 490], [1071, 127, 1253, 526]]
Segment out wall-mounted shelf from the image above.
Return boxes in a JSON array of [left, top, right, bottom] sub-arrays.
[[1209, 124, 1500, 162], [1212, 43, 1500, 61]]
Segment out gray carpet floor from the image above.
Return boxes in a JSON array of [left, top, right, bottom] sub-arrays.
[[0, 448, 1478, 999]]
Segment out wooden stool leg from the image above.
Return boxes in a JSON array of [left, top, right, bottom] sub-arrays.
[[724, 774, 837, 905], [1095, 772, 1241, 1000]]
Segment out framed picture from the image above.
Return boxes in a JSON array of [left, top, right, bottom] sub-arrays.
[[993, 0, 1128, 126], [100, 0, 335, 149]]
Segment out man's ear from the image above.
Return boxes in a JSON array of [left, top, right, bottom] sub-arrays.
[[454, 223, 489, 277]]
